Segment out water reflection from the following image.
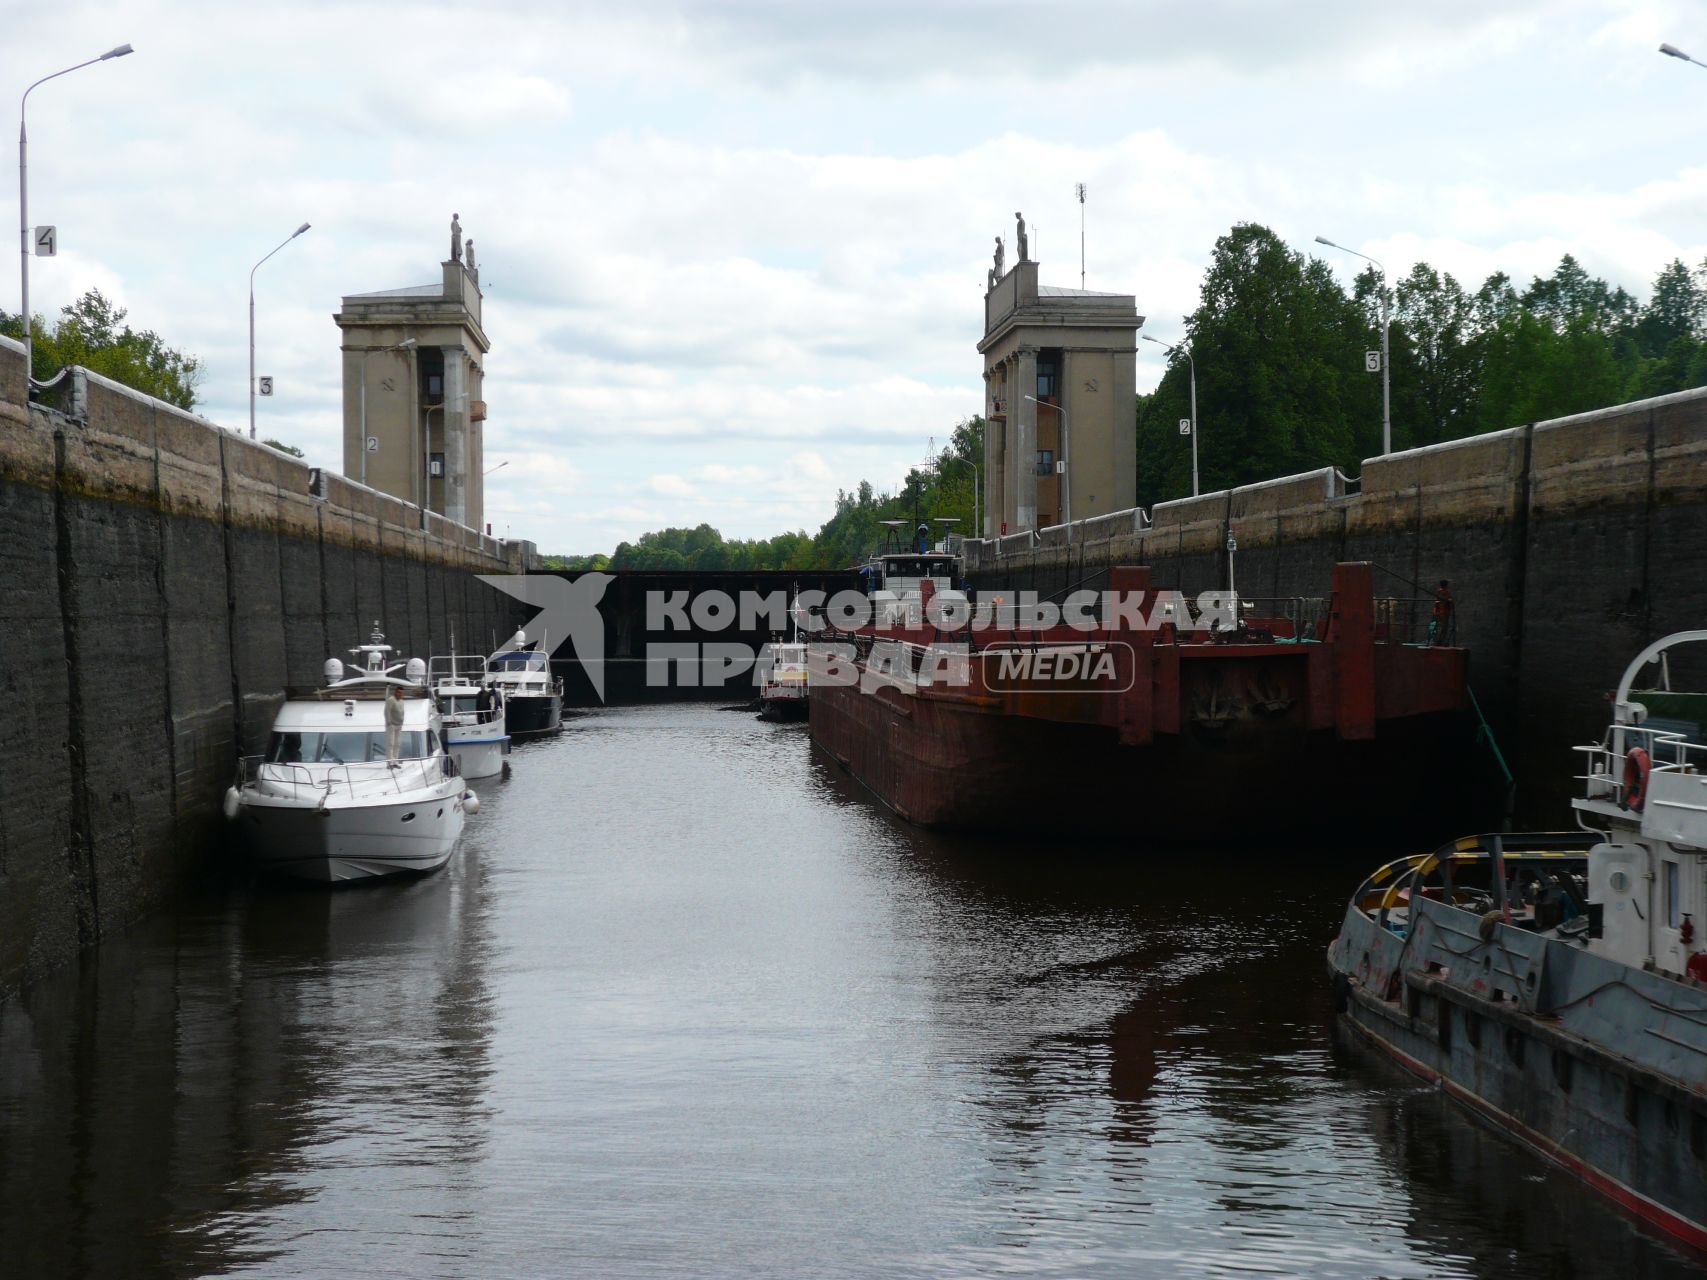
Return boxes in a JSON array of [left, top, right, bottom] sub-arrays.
[[1, 706, 1702, 1278], [0, 819, 496, 1279]]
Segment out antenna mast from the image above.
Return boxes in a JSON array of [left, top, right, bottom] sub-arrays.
[[1076, 182, 1086, 289]]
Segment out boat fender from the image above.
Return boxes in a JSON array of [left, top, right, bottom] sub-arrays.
[[461, 790, 480, 815], [1332, 971, 1350, 1014], [222, 786, 241, 821], [1621, 746, 1651, 812]]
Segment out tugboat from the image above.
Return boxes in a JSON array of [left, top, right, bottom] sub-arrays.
[[756, 636, 810, 721], [224, 624, 479, 883], [1328, 630, 1707, 1249], [757, 586, 815, 722], [486, 629, 563, 738], [429, 648, 510, 779]]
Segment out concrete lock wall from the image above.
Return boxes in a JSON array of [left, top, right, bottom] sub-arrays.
[[964, 387, 1707, 823], [0, 335, 525, 998]]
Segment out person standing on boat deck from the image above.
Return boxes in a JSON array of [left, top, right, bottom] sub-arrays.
[[1429, 580, 1454, 646], [385, 685, 406, 765], [475, 683, 494, 723]]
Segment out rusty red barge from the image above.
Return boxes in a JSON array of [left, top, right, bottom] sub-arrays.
[[806, 561, 1471, 840]]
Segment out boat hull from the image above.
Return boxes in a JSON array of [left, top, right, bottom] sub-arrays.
[[505, 693, 562, 738], [758, 694, 808, 722], [447, 733, 509, 779], [807, 672, 1468, 840], [237, 790, 466, 883], [1329, 908, 1707, 1252]]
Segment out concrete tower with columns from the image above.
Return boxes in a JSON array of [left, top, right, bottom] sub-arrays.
[[978, 247, 1141, 538], [334, 224, 491, 531]]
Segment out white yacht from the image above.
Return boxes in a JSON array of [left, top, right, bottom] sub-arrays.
[[486, 629, 564, 738], [430, 651, 510, 780], [225, 625, 479, 883]]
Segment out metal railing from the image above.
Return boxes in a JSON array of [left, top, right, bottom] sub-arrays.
[[237, 754, 457, 802], [1575, 723, 1705, 810]]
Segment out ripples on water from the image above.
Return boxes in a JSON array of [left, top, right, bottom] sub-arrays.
[[1, 704, 1701, 1278]]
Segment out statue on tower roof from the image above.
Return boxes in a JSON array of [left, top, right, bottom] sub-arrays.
[[450, 212, 463, 264], [1015, 212, 1029, 263]]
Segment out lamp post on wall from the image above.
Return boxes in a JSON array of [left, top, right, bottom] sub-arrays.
[[249, 222, 310, 439], [358, 337, 415, 488], [1023, 393, 1070, 542], [1142, 334, 1199, 497], [18, 43, 134, 387], [422, 395, 465, 528], [1315, 234, 1391, 455]]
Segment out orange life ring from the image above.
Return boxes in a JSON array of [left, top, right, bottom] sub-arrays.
[[1622, 746, 1651, 812]]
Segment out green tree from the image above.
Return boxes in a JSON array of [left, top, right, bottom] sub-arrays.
[[1138, 224, 1367, 507], [0, 289, 202, 408], [1392, 264, 1479, 446]]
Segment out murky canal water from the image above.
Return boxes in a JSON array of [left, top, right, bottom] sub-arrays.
[[2, 704, 1701, 1278]]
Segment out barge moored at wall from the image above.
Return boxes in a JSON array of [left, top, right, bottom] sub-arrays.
[[808, 561, 1471, 840]]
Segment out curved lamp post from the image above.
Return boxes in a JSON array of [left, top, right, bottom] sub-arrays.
[[1142, 333, 1199, 497], [249, 222, 311, 438], [19, 43, 134, 387], [1316, 234, 1391, 455]]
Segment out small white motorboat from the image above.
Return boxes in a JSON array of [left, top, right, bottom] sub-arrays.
[[225, 624, 479, 883], [430, 651, 510, 780]]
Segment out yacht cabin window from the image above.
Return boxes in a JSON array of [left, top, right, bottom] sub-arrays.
[[267, 730, 429, 763]]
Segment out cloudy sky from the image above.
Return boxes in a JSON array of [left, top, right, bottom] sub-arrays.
[[8, 1, 1706, 552]]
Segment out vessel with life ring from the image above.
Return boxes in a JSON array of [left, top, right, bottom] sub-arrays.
[[1328, 630, 1707, 1254], [1622, 745, 1651, 811]]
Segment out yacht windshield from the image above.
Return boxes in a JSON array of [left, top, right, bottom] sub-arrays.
[[439, 695, 480, 714], [883, 557, 952, 579], [267, 730, 430, 763], [489, 651, 547, 671]]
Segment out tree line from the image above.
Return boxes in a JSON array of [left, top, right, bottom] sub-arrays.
[[546, 416, 985, 572], [1136, 222, 1707, 507]]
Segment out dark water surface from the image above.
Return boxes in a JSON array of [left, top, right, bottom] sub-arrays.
[[2, 704, 1702, 1278]]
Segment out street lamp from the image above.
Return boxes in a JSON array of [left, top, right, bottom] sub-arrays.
[[1023, 393, 1070, 541], [1316, 234, 1392, 455], [484, 459, 509, 476], [18, 43, 134, 387], [1143, 334, 1200, 497], [422, 396, 464, 526], [248, 222, 311, 439], [358, 337, 415, 487], [969, 458, 980, 540], [1660, 42, 1707, 69]]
